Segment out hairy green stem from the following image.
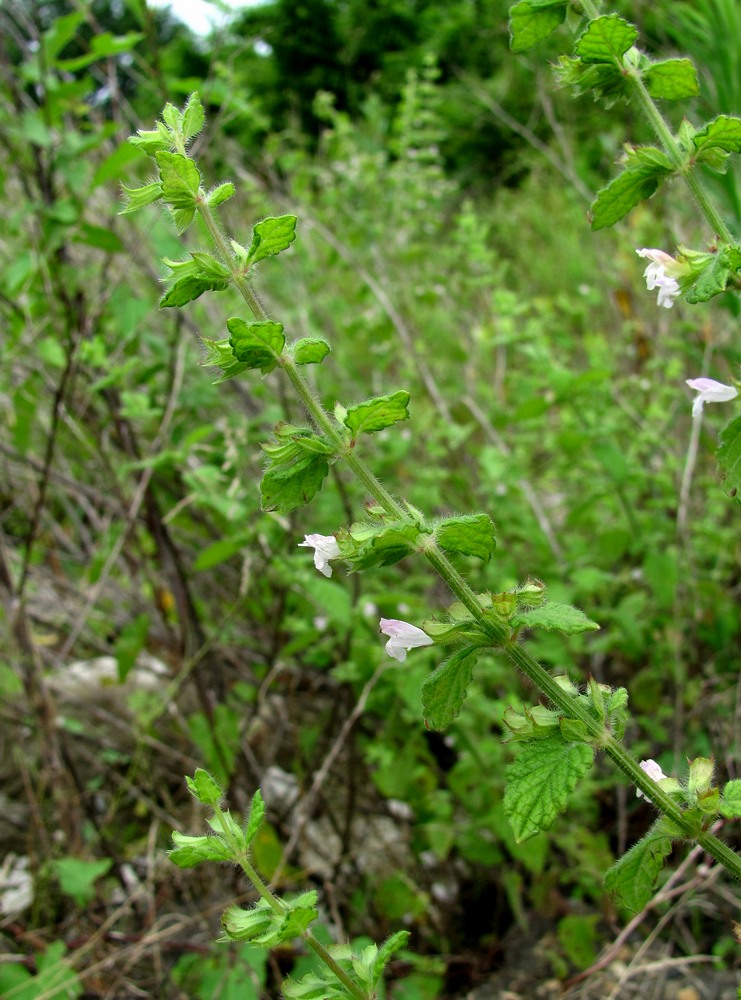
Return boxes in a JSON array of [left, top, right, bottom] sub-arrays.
[[196, 194, 741, 885], [578, 0, 734, 243], [212, 803, 370, 1000], [627, 71, 734, 243]]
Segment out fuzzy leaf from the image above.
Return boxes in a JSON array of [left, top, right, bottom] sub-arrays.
[[720, 779, 741, 818], [644, 58, 699, 101], [574, 14, 637, 64], [119, 180, 163, 214], [339, 522, 421, 569], [294, 338, 331, 364], [260, 454, 330, 512], [371, 931, 411, 983], [189, 252, 231, 281], [684, 245, 741, 303], [208, 182, 235, 207], [244, 789, 266, 845], [155, 150, 200, 232], [436, 513, 496, 562], [186, 768, 222, 806], [156, 151, 200, 207], [128, 123, 171, 156], [693, 115, 741, 162], [511, 602, 599, 634], [509, 0, 568, 53], [223, 892, 318, 946], [604, 824, 673, 912], [227, 318, 285, 372], [161, 275, 228, 308], [247, 215, 298, 265], [590, 165, 669, 230], [504, 736, 594, 841], [182, 93, 205, 140], [343, 390, 410, 437], [169, 831, 233, 867], [717, 415, 741, 500], [422, 647, 480, 730]]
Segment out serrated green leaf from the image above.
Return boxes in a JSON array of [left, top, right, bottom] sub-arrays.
[[511, 602, 599, 634], [222, 899, 274, 942], [422, 647, 480, 730], [156, 151, 200, 205], [371, 931, 411, 983], [590, 166, 667, 230], [260, 454, 330, 512], [693, 115, 741, 160], [186, 768, 222, 806], [246, 215, 298, 265], [338, 521, 421, 569], [574, 14, 637, 64], [208, 182, 235, 207], [717, 415, 741, 499], [283, 968, 353, 1000], [227, 318, 285, 372], [162, 102, 182, 131], [604, 825, 673, 912], [630, 145, 674, 171], [160, 275, 229, 308], [119, 180, 163, 214], [203, 337, 249, 382], [190, 251, 231, 281], [223, 892, 318, 947], [344, 390, 410, 437], [436, 513, 496, 562], [294, 338, 331, 364], [504, 736, 594, 841], [720, 779, 741, 818], [684, 245, 741, 303], [169, 830, 233, 867], [245, 789, 265, 845], [128, 125, 171, 156], [644, 59, 699, 101], [555, 54, 629, 104], [182, 93, 205, 141], [509, 0, 568, 53]]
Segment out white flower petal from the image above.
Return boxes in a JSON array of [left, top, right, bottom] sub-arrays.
[[637, 758, 667, 802], [379, 618, 433, 661], [685, 377, 738, 418], [298, 533, 341, 577]]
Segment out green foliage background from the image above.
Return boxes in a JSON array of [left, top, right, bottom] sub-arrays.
[[0, 0, 739, 996]]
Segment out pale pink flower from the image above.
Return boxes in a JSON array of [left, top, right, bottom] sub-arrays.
[[636, 248, 683, 308], [379, 618, 433, 662], [637, 758, 667, 803], [685, 377, 738, 418], [298, 534, 340, 577]]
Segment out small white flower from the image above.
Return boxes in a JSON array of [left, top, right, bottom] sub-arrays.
[[686, 377, 739, 418], [637, 758, 667, 803], [298, 534, 340, 578], [636, 248, 683, 309], [379, 618, 433, 662]]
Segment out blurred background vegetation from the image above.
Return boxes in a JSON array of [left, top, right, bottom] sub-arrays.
[[0, 0, 739, 996]]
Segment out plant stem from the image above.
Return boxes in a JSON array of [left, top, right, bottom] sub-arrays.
[[626, 71, 734, 243], [212, 805, 370, 1000], [196, 197, 741, 885], [576, 0, 734, 243]]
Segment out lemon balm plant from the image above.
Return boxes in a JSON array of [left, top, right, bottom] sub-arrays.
[[119, 7, 741, 992]]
